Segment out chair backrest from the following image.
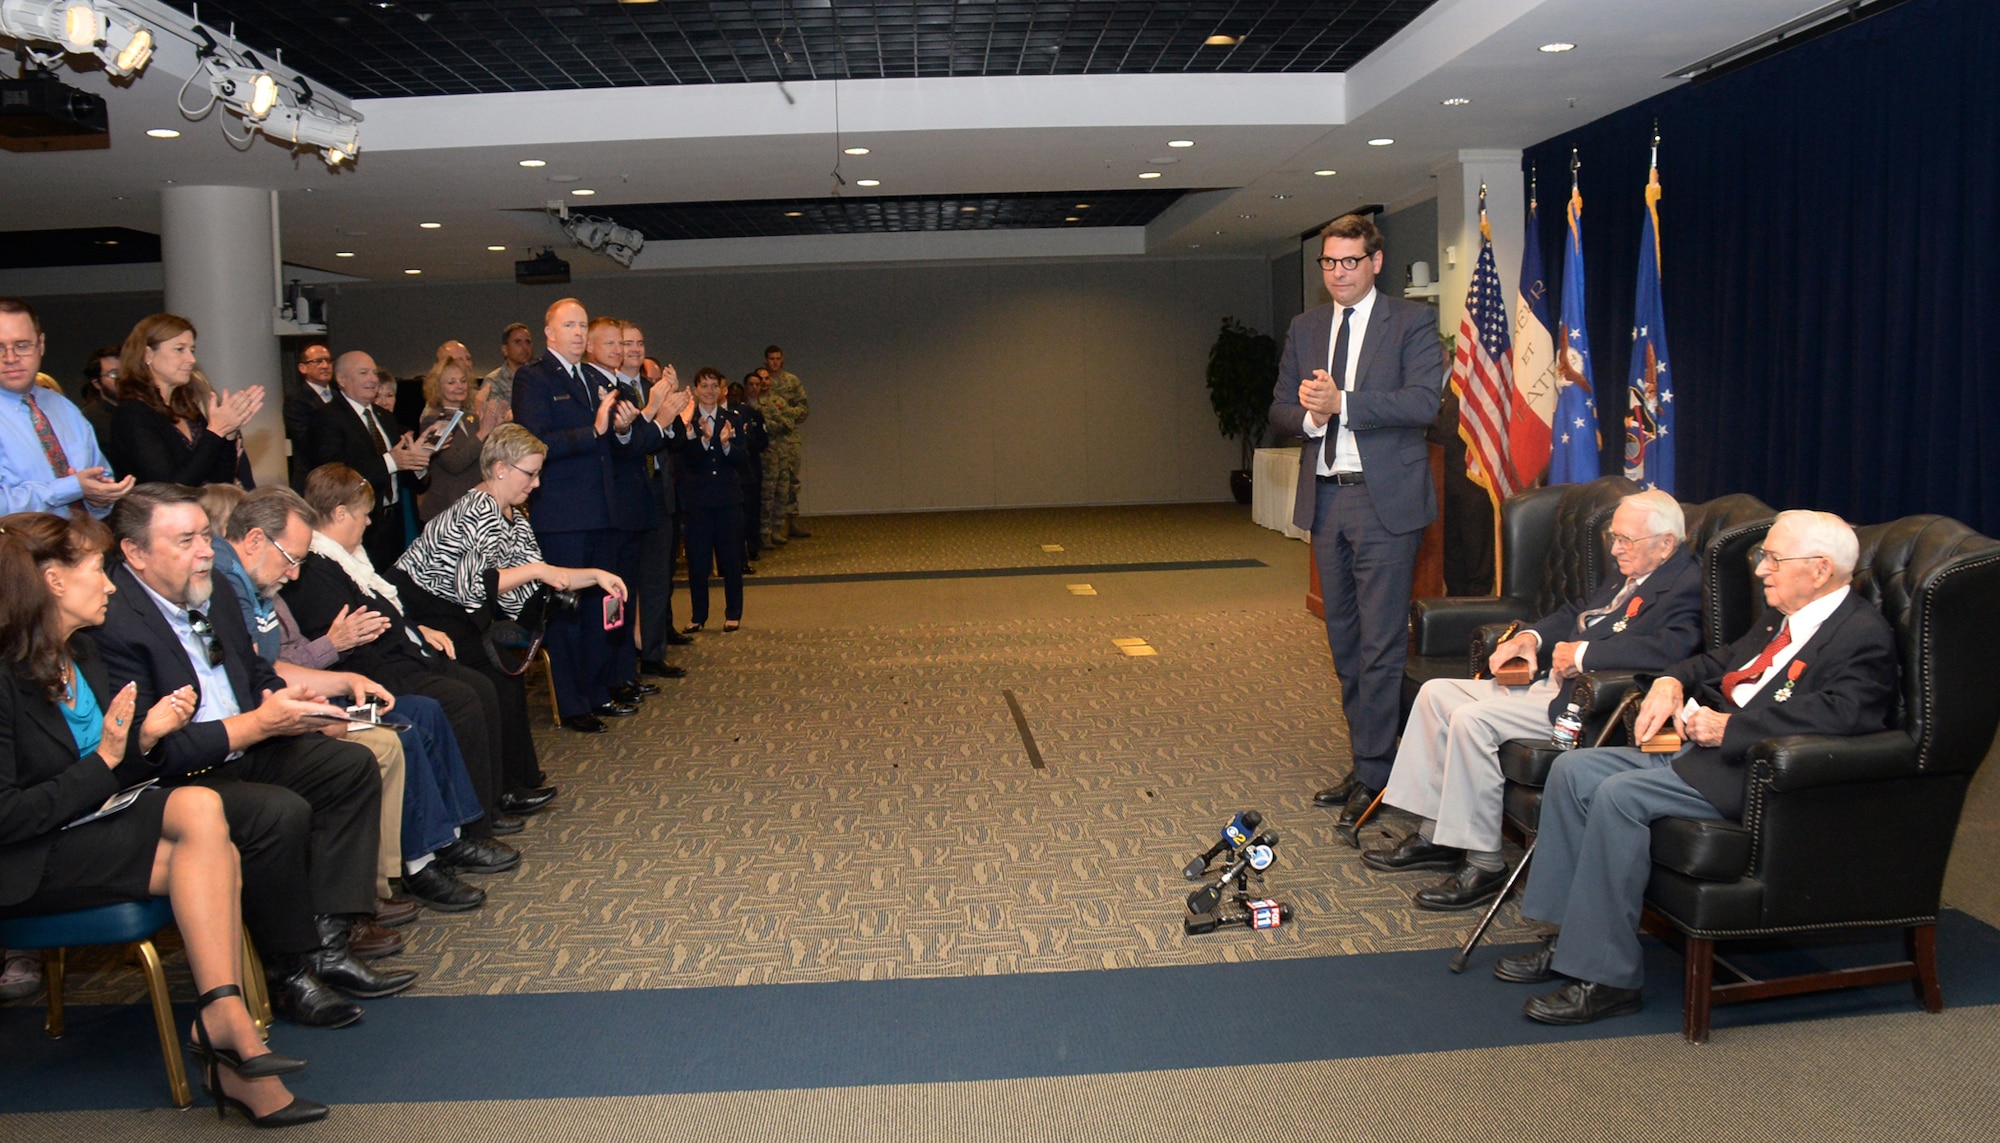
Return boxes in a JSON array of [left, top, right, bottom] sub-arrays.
[[1502, 476, 1636, 616], [1849, 515, 2000, 775], [1681, 494, 1775, 650]]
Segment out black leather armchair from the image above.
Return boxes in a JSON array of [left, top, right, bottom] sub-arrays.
[[1403, 475, 1636, 725], [1448, 493, 1777, 972], [1642, 514, 2000, 1041]]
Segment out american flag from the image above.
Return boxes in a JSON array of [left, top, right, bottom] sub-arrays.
[[1451, 209, 1520, 505]]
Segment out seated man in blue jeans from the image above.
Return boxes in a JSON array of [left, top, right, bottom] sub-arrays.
[[1500, 509, 1898, 1024]]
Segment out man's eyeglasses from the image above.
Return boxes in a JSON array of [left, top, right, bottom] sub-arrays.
[[270, 536, 303, 572], [187, 609, 226, 667], [1605, 530, 1668, 549], [1316, 255, 1371, 272], [1750, 546, 1824, 568], [1, 339, 40, 361]]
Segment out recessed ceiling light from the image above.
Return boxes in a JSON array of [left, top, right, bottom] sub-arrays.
[[1237, 213, 1256, 219], [145, 128, 180, 139], [404, 268, 422, 275], [1168, 139, 1194, 148], [1441, 97, 1472, 107], [1313, 169, 1336, 176], [570, 188, 596, 196], [843, 146, 870, 155], [1270, 193, 1291, 200], [518, 159, 546, 168], [1138, 171, 1163, 179], [1204, 34, 1238, 46], [335, 251, 355, 258], [960, 206, 978, 213], [784, 211, 803, 217], [1539, 42, 1576, 53], [1075, 203, 1090, 209], [487, 245, 507, 251], [95, 239, 119, 246], [856, 179, 880, 187], [419, 222, 442, 229], [1368, 138, 1395, 146], [1064, 216, 1080, 222]]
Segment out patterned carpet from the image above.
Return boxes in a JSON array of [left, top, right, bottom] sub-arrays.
[[16, 504, 1536, 1007]]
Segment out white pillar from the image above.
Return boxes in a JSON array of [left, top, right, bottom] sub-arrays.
[[161, 185, 286, 488], [1433, 149, 1525, 338]]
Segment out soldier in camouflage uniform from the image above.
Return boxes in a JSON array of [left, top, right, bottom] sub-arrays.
[[757, 345, 809, 545]]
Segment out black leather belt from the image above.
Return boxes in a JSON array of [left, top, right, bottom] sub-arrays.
[[1316, 471, 1367, 485]]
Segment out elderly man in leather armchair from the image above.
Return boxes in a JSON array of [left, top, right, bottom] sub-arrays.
[[1364, 490, 1704, 911], [1497, 509, 1898, 1025]]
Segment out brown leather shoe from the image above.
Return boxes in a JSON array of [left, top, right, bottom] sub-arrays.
[[348, 917, 407, 958], [374, 897, 421, 928]]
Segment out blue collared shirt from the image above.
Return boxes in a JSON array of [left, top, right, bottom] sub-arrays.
[[0, 385, 117, 517], [132, 572, 244, 732]]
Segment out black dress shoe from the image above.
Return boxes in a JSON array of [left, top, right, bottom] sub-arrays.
[[743, 563, 758, 575], [401, 863, 486, 912], [436, 836, 521, 874], [499, 786, 556, 815], [624, 680, 662, 697], [609, 683, 655, 704], [310, 916, 418, 1000], [562, 714, 607, 733], [1523, 980, 1644, 1025], [592, 700, 639, 718], [1494, 935, 1560, 984], [488, 814, 525, 835], [639, 659, 688, 678], [1312, 772, 1358, 807], [663, 631, 695, 646], [264, 959, 363, 1029], [1335, 783, 1381, 830], [1414, 862, 1510, 911], [1360, 831, 1465, 872]]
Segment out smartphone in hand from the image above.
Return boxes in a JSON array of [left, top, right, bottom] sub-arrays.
[[603, 593, 624, 631]]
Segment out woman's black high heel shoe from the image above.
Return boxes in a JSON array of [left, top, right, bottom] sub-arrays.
[[187, 984, 308, 1078], [202, 1078, 331, 1128]]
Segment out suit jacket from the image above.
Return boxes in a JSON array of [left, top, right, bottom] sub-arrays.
[[0, 638, 120, 907], [589, 365, 665, 534], [286, 384, 334, 489], [1529, 549, 1705, 720], [1658, 590, 1898, 820], [305, 393, 420, 509], [1269, 291, 1445, 536], [94, 564, 290, 783], [511, 355, 620, 535], [667, 407, 753, 510], [107, 399, 251, 488]]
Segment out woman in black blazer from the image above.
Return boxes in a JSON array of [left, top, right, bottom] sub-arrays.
[[107, 313, 261, 488], [668, 368, 753, 632], [0, 512, 324, 1127]]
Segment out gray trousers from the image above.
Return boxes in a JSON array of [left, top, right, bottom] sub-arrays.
[[1519, 746, 1723, 989], [1381, 676, 1561, 851]]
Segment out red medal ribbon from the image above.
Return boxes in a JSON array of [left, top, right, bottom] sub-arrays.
[[1623, 595, 1644, 619], [1786, 660, 1806, 681]]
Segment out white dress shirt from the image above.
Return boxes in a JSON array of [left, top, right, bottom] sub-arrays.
[[1300, 286, 1378, 475]]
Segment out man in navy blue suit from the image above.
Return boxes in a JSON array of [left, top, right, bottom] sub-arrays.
[[1365, 490, 1704, 910], [1500, 510, 1898, 1024], [1269, 215, 1446, 825], [511, 298, 642, 733]]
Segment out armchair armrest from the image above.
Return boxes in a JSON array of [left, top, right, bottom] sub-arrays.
[[1749, 730, 1921, 793], [1410, 596, 1532, 658]]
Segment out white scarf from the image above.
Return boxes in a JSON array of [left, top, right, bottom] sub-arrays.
[[310, 530, 404, 615]]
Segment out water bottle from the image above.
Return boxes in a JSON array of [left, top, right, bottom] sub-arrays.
[[1551, 701, 1584, 750]]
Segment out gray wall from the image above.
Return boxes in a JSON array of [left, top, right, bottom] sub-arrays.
[[1374, 197, 1440, 299], [322, 256, 1266, 514], [29, 292, 168, 402]]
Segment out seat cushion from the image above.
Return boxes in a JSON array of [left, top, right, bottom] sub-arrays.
[[1500, 739, 1561, 787], [0, 898, 174, 949], [1503, 784, 1544, 837], [1650, 817, 1753, 882]]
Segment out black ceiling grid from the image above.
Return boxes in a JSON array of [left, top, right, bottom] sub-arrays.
[[575, 187, 1186, 241], [162, 2, 1438, 98]]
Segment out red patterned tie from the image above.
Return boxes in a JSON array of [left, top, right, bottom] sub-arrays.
[[25, 392, 72, 479], [1719, 623, 1792, 701]]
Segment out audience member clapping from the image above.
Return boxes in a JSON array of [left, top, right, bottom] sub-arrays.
[[109, 314, 261, 487]]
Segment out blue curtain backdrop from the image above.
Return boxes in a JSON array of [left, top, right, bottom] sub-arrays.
[[1522, 0, 1998, 533]]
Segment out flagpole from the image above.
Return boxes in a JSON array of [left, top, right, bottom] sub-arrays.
[[1477, 181, 1505, 590]]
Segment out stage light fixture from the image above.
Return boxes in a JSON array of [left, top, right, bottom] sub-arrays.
[[0, 0, 153, 75], [208, 63, 278, 118], [559, 213, 645, 269], [258, 102, 362, 167]]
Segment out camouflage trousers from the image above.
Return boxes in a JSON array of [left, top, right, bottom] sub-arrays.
[[762, 441, 801, 543]]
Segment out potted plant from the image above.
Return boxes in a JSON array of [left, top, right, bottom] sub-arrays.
[[1206, 317, 1279, 504]]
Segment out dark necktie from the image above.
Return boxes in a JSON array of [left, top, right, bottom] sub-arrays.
[[1720, 623, 1793, 702], [1330, 306, 1354, 392], [24, 392, 72, 478], [362, 406, 398, 503]]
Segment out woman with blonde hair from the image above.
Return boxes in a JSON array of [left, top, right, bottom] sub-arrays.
[[106, 314, 261, 487]]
